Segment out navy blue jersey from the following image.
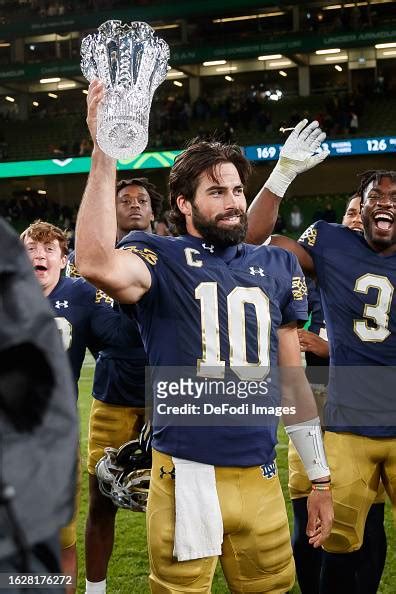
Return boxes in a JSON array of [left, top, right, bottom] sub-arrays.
[[306, 277, 325, 336], [66, 251, 147, 406], [48, 276, 123, 392], [299, 221, 396, 436], [305, 277, 329, 385], [118, 232, 308, 467], [92, 305, 146, 407]]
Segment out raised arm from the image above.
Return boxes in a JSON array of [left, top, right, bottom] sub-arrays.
[[246, 186, 281, 245], [75, 80, 151, 304], [246, 119, 329, 245]]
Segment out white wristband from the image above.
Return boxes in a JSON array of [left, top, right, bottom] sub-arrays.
[[264, 159, 298, 198], [285, 416, 330, 481]]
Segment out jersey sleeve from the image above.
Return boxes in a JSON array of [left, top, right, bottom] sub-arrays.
[[117, 231, 165, 303], [297, 220, 328, 262], [81, 282, 123, 349], [281, 252, 308, 325]]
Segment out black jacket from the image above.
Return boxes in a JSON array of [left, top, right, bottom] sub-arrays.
[[0, 218, 78, 560]]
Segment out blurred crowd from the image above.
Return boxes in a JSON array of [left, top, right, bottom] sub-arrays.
[[0, 0, 174, 22], [149, 88, 366, 150], [0, 191, 76, 240], [0, 88, 367, 162], [1, 0, 394, 43]]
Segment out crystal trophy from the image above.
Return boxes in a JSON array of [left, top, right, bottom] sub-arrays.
[[81, 20, 170, 159]]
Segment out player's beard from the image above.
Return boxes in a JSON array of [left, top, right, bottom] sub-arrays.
[[191, 203, 248, 247]]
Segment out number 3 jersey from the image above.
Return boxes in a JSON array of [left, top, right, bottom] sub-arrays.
[[299, 220, 396, 436], [118, 232, 308, 467]]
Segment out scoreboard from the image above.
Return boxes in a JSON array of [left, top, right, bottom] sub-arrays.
[[244, 135, 396, 162], [0, 136, 395, 179]]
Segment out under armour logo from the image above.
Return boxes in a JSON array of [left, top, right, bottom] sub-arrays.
[[55, 300, 68, 309], [202, 243, 214, 253], [159, 466, 175, 480], [249, 267, 264, 276]]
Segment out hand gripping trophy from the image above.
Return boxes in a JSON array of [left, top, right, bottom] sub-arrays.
[[80, 20, 170, 159]]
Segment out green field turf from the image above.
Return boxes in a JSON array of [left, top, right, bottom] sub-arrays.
[[77, 359, 395, 593]]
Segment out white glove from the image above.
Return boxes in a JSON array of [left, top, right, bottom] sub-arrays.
[[264, 119, 330, 198]]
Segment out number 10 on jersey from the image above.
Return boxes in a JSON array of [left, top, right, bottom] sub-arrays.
[[195, 282, 271, 380]]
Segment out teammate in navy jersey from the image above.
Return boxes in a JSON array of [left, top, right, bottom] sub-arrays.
[[21, 222, 122, 391], [67, 177, 164, 594], [286, 194, 386, 594], [75, 80, 333, 593], [21, 220, 126, 594], [246, 169, 396, 594]]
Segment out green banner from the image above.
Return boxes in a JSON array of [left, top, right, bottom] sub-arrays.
[[0, 151, 181, 178], [1, 25, 395, 81], [171, 26, 396, 63], [0, 60, 80, 82]]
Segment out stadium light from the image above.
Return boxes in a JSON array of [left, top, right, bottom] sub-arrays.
[[5, 96, 15, 102], [154, 24, 179, 30], [213, 12, 285, 23], [216, 66, 237, 72], [325, 54, 348, 61], [32, 101, 39, 107], [268, 61, 292, 67], [225, 75, 234, 82], [40, 77, 61, 84], [375, 42, 396, 49], [167, 69, 185, 79], [57, 81, 76, 89], [383, 50, 396, 56], [173, 80, 183, 87], [82, 90, 88, 95], [203, 60, 226, 66], [48, 93, 58, 99], [316, 48, 341, 55], [258, 54, 282, 61], [335, 65, 343, 72], [37, 189, 47, 195], [324, 2, 374, 7], [0, 42, 10, 47], [279, 70, 287, 77]]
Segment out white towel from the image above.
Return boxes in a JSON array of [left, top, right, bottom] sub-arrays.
[[172, 457, 223, 561]]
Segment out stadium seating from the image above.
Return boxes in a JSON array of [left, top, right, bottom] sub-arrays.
[[1, 93, 395, 162]]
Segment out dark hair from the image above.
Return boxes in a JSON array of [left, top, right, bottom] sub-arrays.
[[345, 193, 360, 211], [116, 177, 164, 219], [168, 139, 252, 235], [357, 170, 396, 202]]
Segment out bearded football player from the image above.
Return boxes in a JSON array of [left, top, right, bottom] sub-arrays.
[[74, 80, 333, 593]]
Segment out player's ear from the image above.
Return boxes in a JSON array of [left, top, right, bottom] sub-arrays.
[[177, 195, 192, 217], [60, 254, 67, 270]]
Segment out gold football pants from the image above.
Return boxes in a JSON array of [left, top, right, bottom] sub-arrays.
[[87, 399, 145, 474], [147, 449, 295, 593]]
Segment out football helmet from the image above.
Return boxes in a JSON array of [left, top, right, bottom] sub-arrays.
[[96, 430, 152, 512]]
